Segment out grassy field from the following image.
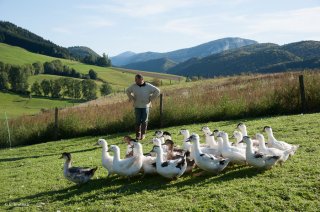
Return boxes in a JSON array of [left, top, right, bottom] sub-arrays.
[[0, 43, 184, 91], [0, 113, 319, 211], [0, 91, 81, 118]]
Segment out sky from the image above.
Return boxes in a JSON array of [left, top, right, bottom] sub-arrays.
[[1, 0, 320, 56]]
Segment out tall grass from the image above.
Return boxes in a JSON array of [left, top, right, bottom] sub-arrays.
[[1, 70, 319, 147]]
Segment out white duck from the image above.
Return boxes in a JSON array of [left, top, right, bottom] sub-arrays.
[[237, 123, 259, 146], [95, 139, 114, 176], [264, 126, 299, 155], [151, 145, 187, 179], [60, 152, 97, 184], [187, 134, 230, 174], [219, 132, 246, 165], [256, 133, 293, 164], [204, 131, 218, 148], [180, 129, 192, 151], [232, 131, 246, 149], [109, 142, 143, 177], [241, 136, 280, 169], [141, 155, 157, 175], [201, 126, 212, 134]]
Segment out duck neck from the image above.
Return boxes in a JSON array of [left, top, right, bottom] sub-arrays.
[[240, 128, 248, 136], [156, 148, 164, 165], [246, 140, 254, 155], [113, 148, 121, 162], [183, 132, 190, 141], [267, 130, 276, 142], [102, 145, 111, 159], [193, 139, 202, 154], [64, 159, 72, 170], [223, 138, 231, 148], [259, 139, 267, 150]]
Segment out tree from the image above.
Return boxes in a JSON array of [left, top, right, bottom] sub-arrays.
[[32, 62, 44, 75], [41, 79, 51, 96], [96, 53, 111, 67], [74, 81, 82, 99], [82, 79, 97, 100], [88, 69, 98, 80], [31, 81, 42, 96], [51, 79, 62, 98], [100, 82, 112, 96], [8, 66, 29, 93], [0, 71, 9, 90]]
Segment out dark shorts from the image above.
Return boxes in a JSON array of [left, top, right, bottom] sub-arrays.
[[135, 108, 149, 125]]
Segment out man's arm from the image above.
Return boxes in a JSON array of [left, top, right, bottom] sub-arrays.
[[149, 84, 160, 101], [126, 85, 135, 101]]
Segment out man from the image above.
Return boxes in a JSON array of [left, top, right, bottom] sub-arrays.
[[126, 74, 160, 140]]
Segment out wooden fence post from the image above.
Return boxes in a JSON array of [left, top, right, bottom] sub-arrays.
[[54, 107, 59, 140], [159, 94, 163, 127], [299, 75, 307, 113]]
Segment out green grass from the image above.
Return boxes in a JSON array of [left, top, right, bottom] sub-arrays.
[[0, 91, 80, 118], [0, 113, 319, 211], [0, 43, 184, 91]]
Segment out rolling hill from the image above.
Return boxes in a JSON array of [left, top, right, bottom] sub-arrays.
[[111, 37, 257, 66], [67, 46, 101, 60], [0, 21, 71, 59], [122, 57, 177, 73], [166, 41, 320, 77]]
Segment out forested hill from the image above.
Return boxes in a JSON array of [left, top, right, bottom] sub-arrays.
[[167, 41, 320, 77], [0, 21, 71, 59]]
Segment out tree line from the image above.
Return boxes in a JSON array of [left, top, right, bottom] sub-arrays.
[[0, 61, 112, 100]]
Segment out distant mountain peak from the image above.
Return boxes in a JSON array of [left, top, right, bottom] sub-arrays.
[[111, 37, 257, 66]]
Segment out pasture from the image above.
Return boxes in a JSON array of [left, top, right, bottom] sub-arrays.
[[0, 91, 80, 119], [0, 113, 319, 211]]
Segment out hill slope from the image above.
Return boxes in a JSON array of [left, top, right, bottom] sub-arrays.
[[0, 21, 71, 59], [111, 37, 257, 66], [122, 57, 178, 73], [67, 46, 101, 60], [167, 41, 320, 76]]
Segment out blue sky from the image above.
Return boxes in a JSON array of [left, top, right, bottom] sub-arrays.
[[1, 0, 320, 56]]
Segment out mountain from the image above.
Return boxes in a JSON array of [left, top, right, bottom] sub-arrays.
[[166, 41, 320, 77], [0, 21, 71, 59], [111, 51, 136, 66], [122, 58, 177, 73], [111, 37, 257, 66], [68, 46, 100, 60]]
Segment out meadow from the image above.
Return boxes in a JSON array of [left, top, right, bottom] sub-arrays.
[[0, 43, 184, 118], [1, 70, 319, 148], [0, 113, 319, 211], [0, 43, 184, 91]]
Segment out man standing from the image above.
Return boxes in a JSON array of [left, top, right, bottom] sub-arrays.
[[126, 74, 160, 140]]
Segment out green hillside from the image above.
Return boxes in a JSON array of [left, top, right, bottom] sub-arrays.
[[0, 43, 182, 90], [0, 91, 79, 118]]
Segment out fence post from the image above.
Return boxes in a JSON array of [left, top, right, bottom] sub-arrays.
[[54, 107, 59, 140], [159, 94, 163, 127], [4, 112, 11, 149], [299, 75, 307, 113]]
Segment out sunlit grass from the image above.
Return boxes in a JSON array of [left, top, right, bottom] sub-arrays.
[[0, 113, 319, 211]]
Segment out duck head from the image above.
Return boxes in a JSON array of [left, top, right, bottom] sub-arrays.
[[263, 126, 272, 133], [95, 138, 107, 146], [150, 145, 161, 154], [108, 145, 120, 153], [60, 152, 71, 160], [233, 131, 242, 140], [154, 130, 163, 138], [255, 133, 265, 142], [201, 126, 211, 133], [240, 136, 251, 144], [187, 134, 200, 143]]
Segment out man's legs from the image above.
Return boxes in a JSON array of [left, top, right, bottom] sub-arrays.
[[140, 107, 149, 140], [134, 108, 142, 140]]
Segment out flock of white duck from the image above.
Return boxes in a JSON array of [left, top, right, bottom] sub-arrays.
[[60, 123, 299, 184]]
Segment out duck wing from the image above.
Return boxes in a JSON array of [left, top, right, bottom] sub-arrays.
[[199, 153, 217, 162], [118, 156, 138, 169]]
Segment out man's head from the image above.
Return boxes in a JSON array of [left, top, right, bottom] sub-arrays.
[[135, 74, 144, 85]]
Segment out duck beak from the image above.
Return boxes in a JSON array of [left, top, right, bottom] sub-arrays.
[[94, 142, 99, 146], [59, 156, 63, 159], [231, 135, 235, 138], [239, 140, 244, 144]]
